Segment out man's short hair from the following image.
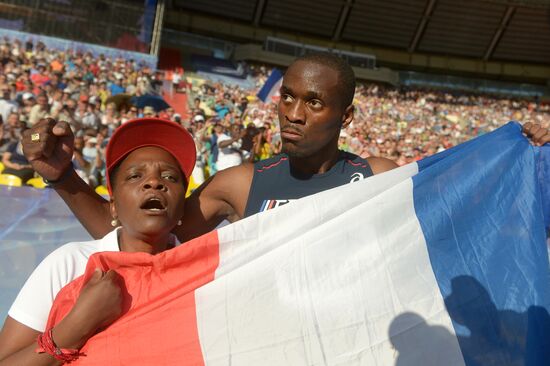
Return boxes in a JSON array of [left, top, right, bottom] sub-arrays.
[[292, 52, 355, 107]]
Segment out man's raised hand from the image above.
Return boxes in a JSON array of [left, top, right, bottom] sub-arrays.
[[523, 122, 550, 146], [22, 118, 74, 181]]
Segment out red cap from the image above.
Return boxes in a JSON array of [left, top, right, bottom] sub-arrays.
[[105, 118, 196, 195]]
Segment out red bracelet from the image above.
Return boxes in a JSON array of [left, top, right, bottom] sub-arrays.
[[36, 328, 83, 363]]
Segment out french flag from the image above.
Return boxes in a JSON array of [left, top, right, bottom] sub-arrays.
[[45, 122, 550, 365], [257, 68, 283, 103]]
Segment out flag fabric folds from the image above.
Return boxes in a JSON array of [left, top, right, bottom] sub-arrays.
[[256, 68, 283, 103], [46, 122, 550, 365]]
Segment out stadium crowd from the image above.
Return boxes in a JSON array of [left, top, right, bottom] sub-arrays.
[[0, 36, 549, 188]]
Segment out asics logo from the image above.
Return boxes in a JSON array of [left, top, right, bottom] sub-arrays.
[[350, 172, 364, 183]]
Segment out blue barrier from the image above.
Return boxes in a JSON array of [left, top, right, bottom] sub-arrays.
[[0, 186, 90, 323]]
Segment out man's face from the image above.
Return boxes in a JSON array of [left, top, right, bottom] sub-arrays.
[[278, 61, 353, 158], [7, 113, 18, 127], [230, 124, 241, 137], [74, 137, 84, 150], [37, 96, 48, 109]]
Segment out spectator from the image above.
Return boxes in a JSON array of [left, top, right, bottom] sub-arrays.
[[191, 97, 205, 118], [72, 135, 92, 184], [28, 93, 49, 126], [214, 99, 230, 119], [216, 123, 244, 171], [0, 85, 17, 122], [0, 116, 9, 154], [80, 98, 101, 131], [240, 124, 258, 161], [109, 74, 125, 96], [143, 106, 155, 118], [2, 139, 34, 182], [253, 127, 273, 161]]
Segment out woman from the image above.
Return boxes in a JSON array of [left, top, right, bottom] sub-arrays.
[[0, 118, 196, 365]]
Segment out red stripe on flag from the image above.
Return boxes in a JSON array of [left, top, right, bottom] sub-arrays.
[[45, 230, 221, 365]]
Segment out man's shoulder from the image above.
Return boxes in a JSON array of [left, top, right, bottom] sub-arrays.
[[214, 161, 254, 180], [340, 151, 366, 163], [366, 156, 399, 174], [338, 151, 398, 174]]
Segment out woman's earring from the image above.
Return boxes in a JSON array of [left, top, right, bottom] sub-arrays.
[[111, 218, 120, 227], [177, 219, 182, 226]]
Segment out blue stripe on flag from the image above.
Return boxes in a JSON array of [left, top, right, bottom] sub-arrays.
[[537, 144, 550, 230], [413, 122, 550, 365], [257, 69, 283, 103]]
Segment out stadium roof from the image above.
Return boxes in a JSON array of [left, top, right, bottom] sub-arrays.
[[173, 0, 550, 65]]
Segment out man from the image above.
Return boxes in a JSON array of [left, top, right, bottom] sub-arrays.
[[191, 97, 206, 119], [0, 85, 18, 123], [22, 53, 550, 242], [204, 122, 224, 175], [80, 98, 101, 131], [3, 112, 25, 145], [109, 74, 125, 96], [0, 116, 9, 154], [216, 123, 245, 171], [28, 93, 50, 126], [214, 99, 230, 120]]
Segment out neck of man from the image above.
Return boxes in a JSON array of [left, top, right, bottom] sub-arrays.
[[288, 141, 341, 177], [118, 229, 173, 255]]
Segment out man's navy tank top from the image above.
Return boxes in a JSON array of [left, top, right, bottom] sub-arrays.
[[244, 151, 374, 217]]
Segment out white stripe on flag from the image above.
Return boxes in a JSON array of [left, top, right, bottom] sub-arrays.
[[195, 164, 465, 365]]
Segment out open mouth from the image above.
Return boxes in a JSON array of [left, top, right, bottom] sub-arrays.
[[140, 197, 166, 212]]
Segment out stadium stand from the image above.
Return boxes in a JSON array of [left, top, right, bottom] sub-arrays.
[[0, 35, 549, 189]]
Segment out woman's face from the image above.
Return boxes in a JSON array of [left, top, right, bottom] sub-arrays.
[[110, 146, 186, 241]]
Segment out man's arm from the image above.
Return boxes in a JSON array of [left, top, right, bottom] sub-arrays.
[[174, 163, 254, 242], [218, 136, 238, 149], [22, 119, 111, 239], [23, 119, 254, 242], [49, 170, 111, 238]]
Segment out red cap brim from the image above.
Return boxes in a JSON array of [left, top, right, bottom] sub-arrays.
[[105, 118, 196, 195]]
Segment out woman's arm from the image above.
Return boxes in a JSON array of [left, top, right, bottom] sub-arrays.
[[0, 318, 59, 366], [0, 269, 122, 366]]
